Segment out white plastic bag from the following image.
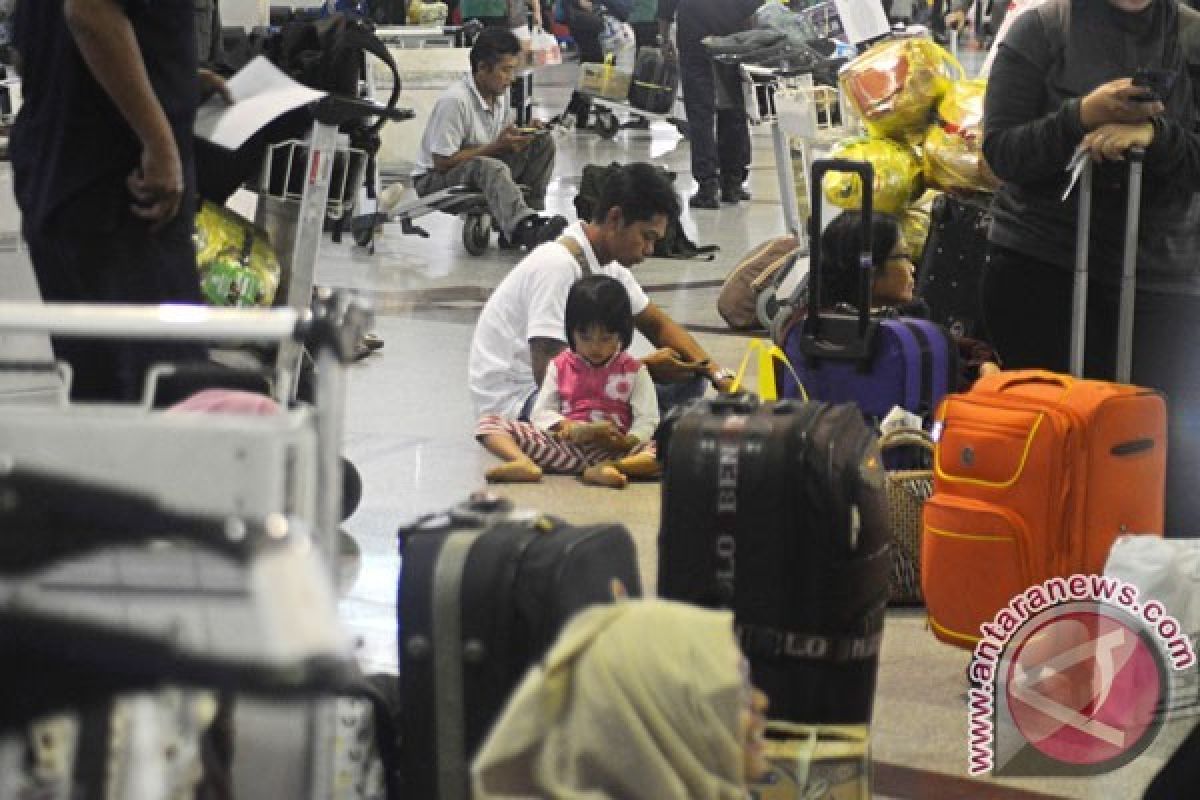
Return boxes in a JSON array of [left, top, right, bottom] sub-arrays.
[[531, 27, 562, 66], [1105, 536, 1200, 718], [600, 14, 637, 71]]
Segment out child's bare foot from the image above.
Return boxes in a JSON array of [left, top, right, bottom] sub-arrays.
[[581, 464, 629, 489], [486, 459, 543, 483], [614, 452, 662, 480]]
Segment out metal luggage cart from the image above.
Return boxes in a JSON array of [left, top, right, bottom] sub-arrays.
[[0, 295, 374, 799], [374, 23, 475, 49], [248, 95, 411, 392], [355, 45, 539, 254], [585, 94, 688, 139], [729, 64, 856, 334]]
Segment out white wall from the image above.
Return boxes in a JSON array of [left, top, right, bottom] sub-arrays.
[[219, 0, 271, 29]]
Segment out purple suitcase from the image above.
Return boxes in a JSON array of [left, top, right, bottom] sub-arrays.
[[780, 159, 957, 421]]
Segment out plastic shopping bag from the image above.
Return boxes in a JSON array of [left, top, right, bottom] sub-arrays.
[[839, 36, 962, 140], [822, 136, 924, 214], [600, 14, 637, 70], [923, 78, 999, 192], [531, 27, 562, 66], [194, 201, 282, 308]]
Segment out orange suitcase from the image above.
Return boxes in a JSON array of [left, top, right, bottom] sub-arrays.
[[921, 153, 1167, 648], [921, 370, 1166, 647]]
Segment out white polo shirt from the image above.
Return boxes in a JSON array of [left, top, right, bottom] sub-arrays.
[[414, 73, 513, 176], [468, 223, 651, 419]]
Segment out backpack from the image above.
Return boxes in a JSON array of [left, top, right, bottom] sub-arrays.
[[574, 163, 720, 260], [274, 12, 401, 138]]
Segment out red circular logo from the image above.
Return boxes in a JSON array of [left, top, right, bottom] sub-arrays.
[[1005, 609, 1162, 767]]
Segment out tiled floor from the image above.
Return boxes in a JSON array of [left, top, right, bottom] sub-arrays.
[[322, 61, 1196, 798]]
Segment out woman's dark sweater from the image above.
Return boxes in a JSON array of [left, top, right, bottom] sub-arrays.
[[984, 0, 1200, 293]]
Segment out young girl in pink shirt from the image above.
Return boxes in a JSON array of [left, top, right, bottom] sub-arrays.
[[476, 275, 660, 488]]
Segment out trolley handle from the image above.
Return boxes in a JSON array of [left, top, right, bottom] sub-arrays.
[[0, 292, 374, 367], [312, 95, 415, 126], [0, 303, 305, 344]]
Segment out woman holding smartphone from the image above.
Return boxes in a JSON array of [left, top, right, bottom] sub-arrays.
[[983, 0, 1200, 535]]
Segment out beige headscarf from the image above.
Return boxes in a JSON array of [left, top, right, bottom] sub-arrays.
[[471, 599, 749, 800]]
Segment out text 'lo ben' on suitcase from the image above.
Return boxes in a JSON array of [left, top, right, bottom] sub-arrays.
[[397, 493, 642, 800], [921, 152, 1167, 649], [655, 393, 891, 725], [780, 159, 958, 423]]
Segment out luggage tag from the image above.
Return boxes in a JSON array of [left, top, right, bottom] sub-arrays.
[[1062, 144, 1089, 201]]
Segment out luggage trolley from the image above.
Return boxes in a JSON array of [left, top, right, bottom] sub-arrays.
[[576, 52, 687, 140], [251, 95, 412, 390], [586, 94, 688, 140], [352, 21, 543, 255], [0, 295, 375, 798], [725, 63, 855, 336]]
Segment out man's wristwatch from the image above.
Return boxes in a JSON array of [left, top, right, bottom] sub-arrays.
[[709, 367, 736, 387]]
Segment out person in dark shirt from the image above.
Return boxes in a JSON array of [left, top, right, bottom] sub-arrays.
[[11, 0, 222, 401], [983, 0, 1200, 535], [657, 0, 763, 209]]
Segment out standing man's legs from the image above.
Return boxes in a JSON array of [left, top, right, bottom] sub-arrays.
[[563, 8, 606, 127], [678, 31, 720, 208], [715, 67, 752, 203], [24, 207, 206, 402]]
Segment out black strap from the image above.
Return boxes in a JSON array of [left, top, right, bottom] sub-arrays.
[[902, 320, 934, 415], [347, 22, 401, 136], [557, 235, 593, 277]]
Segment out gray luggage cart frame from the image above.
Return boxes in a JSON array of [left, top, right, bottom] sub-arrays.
[[0, 297, 373, 800]]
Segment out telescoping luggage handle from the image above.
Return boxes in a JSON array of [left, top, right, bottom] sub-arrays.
[[1070, 149, 1143, 383], [799, 158, 878, 364]]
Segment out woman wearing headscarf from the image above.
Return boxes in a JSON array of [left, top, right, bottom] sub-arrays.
[[472, 600, 770, 799], [983, 0, 1200, 536]]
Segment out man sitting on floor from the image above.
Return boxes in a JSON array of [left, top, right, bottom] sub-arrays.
[[468, 162, 736, 424], [413, 27, 567, 249]]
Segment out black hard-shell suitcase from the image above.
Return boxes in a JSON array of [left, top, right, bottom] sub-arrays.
[[397, 493, 642, 800], [656, 395, 891, 725], [916, 191, 992, 340]]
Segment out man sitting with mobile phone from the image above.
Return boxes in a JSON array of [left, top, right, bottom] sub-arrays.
[[413, 28, 568, 249]]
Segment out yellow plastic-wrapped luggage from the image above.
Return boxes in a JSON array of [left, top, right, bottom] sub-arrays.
[[900, 194, 936, 263], [839, 37, 961, 139], [194, 201, 281, 308], [822, 136, 924, 214], [922, 78, 999, 192]]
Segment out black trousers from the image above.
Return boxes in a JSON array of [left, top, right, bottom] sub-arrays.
[[678, 30, 751, 187], [983, 244, 1200, 536], [24, 199, 207, 403]]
